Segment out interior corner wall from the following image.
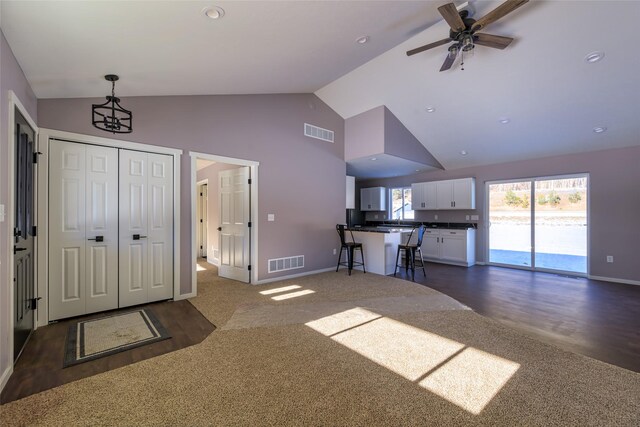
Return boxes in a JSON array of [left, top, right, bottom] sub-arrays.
[[359, 145, 640, 283], [0, 30, 38, 385], [37, 93, 346, 292], [196, 162, 242, 265]]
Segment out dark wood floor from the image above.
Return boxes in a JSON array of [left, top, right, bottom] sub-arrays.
[[392, 262, 640, 373], [1, 300, 215, 404]]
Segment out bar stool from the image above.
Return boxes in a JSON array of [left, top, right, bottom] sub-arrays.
[[336, 224, 366, 276], [394, 225, 426, 281]]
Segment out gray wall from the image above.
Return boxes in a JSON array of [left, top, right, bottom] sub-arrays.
[[38, 94, 346, 292], [196, 162, 241, 264], [0, 30, 39, 386], [344, 105, 385, 160], [383, 107, 442, 168], [360, 145, 640, 282]]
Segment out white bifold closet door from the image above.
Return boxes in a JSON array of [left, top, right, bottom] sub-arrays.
[[49, 141, 119, 321], [119, 150, 174, 308]]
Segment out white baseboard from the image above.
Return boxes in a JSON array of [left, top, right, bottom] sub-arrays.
[[207, 258, 219, 267], [174, 291, 197, 300], [588, 275, 640, 286], [1, 365, 12, 393], [254, 267, 335, 285]]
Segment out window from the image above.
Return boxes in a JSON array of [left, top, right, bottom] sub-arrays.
[[391, 188, 414, 220]]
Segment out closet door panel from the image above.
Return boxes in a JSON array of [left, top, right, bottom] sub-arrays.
[[119, 150, 149, 307], [85, 145, 119, 314], [147, 153, 174, 302], [49, 141, 87, 320]]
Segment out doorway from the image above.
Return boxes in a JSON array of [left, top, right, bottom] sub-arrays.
[[191, 152, 259, 290], [487, 174, 588, 275]]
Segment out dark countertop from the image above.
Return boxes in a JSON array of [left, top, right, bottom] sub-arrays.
[[348, 226, 407, 234], [359, 221, 477, 231]]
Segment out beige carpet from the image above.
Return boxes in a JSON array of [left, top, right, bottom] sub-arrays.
[[1, 265, 639, 426]]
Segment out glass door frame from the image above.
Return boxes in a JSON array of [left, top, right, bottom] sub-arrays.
[[485, 173, 590, 277]]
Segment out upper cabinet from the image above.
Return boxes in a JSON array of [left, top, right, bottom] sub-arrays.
[[413, 178, 475, 210], [346, 176, 355, 209], [361, 187, 386, 211], [411, 182, 437, 210]]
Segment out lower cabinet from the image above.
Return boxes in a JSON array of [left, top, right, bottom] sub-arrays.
[[422, 228, 476, 267]]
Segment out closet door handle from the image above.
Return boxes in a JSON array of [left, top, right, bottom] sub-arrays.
[[217, 227, 222, 231], [88, 236, 104, 242], [132, 234, 147, 240]]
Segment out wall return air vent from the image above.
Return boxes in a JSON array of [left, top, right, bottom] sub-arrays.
[[304, 123, 334, 143], [268, 255, 305, 273]]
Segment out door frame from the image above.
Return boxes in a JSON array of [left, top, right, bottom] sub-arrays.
[[190, 151, 260, 292], [3, 91, 39, 390], [484, 173, 590, 277], [36, 128, 183, 328], [196, 179, 208, 259]]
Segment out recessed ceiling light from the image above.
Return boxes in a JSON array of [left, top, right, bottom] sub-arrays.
[[499, 118, 510, 124], [585, 51, 604, 64], [425, 107, 436, 113], [203, 6, 225, 19], [593, 126, 607, 134], [460, 150, 468, 156], [370, 157, 377, 161], [356, 36, 370, 45]]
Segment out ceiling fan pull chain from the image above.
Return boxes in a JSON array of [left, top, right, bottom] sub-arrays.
[[460, 50, 465, 71]]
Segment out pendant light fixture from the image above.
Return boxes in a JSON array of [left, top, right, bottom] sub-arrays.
[[92, 74, 132, 134]]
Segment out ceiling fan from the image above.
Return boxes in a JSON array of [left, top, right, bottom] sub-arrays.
[[407, 0, 529, 71]]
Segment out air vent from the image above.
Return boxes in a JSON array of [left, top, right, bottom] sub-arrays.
[[304, 123, 334, 143], [268, 255, 305, 273]]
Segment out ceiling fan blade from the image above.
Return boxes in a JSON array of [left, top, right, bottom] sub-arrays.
[[406, 38, 451, 56], [473, 33, 514, 49], [440, 48, 458, 72], [438, 3, 466, 33], [471, 0, 529, 32]]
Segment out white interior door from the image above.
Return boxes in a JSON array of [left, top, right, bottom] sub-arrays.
[[119, 150, 174, 307], [197, 183, 208, 258], [201, 184, 207, 258], [218, 167, 250, 282], [49, 141, 118, 320], [146, 153, 174, 302], [85, 145, 119, 313]]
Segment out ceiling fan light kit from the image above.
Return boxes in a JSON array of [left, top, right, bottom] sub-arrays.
[[91, 74, 133, 134], [407, 0, 529, 72]]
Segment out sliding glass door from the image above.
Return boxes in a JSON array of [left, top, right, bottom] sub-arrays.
[[488, 175, 588, 275]]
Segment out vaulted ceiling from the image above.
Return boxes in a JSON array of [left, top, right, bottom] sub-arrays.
[[2, 1, 638, 171]]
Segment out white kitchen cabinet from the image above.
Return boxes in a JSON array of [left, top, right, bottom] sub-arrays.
[[439, 230, 468, 263], [412, 178, 475, 210], [411, 182, 437, 210], [422, 229, 440, 259], [361, 187, 386, 211], [346, 176, 355, 209], [421, 228, 475, 266]]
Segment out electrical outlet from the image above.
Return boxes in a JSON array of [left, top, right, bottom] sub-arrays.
[[333, 248, 337, 255], [465, 215, 470, 221], [267, 213, 275, 221], [0, 204, 5, 222], [434, 214, 438, 220], [374, 214, 378, 219], [606, 256, 614, 263]]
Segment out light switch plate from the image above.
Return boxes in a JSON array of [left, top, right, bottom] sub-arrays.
[[471, 215, 479, 220], [0, 204, 5, 222], [267, 214, 275, 222]]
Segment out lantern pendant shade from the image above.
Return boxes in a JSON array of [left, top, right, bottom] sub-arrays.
[[92, 74, 132, 134]]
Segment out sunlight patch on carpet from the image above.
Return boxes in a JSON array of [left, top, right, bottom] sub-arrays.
[[259, 285, 301, 295], [306, 308, 520, 414], [271, 289, 315, 301], [419, 347, 520, 415]]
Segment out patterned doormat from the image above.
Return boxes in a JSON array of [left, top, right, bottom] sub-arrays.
[[63, 309, 171, 367]]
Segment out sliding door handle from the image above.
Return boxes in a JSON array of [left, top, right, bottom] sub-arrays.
[[132, 234, 147, 240], [88, 236, 104, 242]]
